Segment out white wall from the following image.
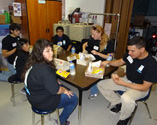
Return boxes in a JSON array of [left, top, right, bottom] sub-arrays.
[[65, 0, 106, 26], [0, 0, 13, 11]]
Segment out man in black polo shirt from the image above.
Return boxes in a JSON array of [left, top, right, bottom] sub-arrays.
[[0, 23, 21, 81], [98, 36, 157, 125], [52, 26, 72, 51]]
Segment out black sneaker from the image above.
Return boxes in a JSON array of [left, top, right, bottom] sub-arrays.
[[110, 103, 122, 114], [117, 116, 131, 125]]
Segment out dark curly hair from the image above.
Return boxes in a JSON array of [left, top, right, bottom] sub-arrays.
[[22, 39, 55, 80]]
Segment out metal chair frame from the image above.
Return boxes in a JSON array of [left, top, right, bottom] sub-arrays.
[[32, 107, 60, 125]]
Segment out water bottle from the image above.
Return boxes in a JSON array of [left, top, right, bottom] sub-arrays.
[[71, 46, 75, 54], [106, 54, 112, 67], [69, 61, 76, 75]]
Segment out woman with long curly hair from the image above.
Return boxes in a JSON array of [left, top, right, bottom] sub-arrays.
[[22, 39, 78, 125]]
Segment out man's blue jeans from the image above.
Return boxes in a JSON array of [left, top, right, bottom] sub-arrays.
[[90, 84, 99, 95], [0, 62, 16, 81], [57, 93, 78, 124]]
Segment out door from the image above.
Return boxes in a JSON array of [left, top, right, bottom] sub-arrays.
[[46, 1, 62, 40], [27, 0, 48, 45], [26, 0, 62, 45]]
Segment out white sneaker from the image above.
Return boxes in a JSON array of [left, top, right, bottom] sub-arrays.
[[88, 93, 99, 100]]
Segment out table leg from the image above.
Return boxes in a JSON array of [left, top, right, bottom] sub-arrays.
[[78, 89, 83, 125]]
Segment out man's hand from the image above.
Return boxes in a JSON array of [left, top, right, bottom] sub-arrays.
[[100, 61, 110, 68], [111, 74, 125, 86]]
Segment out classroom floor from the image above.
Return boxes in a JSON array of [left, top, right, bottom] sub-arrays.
[[0, 80, 157, 125]]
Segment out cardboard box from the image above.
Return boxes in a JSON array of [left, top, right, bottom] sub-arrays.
[[85, 66, 105, 79], [0, 15, 6, 24], [11, 16, 22, 24], [54, 58, 70, 71]]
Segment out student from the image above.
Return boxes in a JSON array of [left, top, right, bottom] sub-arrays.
[[97, 37, 157, 125], [52, 26, 72, 51], [22, 39, 78, 125], [82, 25, 114, 61], [82, 25, 115, 99], [8, 38, 30, 94], [0, 23, 21, 81]]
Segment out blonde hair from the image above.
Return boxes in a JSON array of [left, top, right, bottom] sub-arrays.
[[92, 25, 109, 52]]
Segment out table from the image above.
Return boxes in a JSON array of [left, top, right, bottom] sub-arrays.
[[57, 51, 117, 124]]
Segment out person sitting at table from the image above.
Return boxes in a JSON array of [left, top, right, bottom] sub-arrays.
[[0, 23, 21, 81], [52, 26, 72, 51], [82, 25, 115, 99], [97, 36, 157, 125], [22, 39, 78, 125], [8, 38, 30, 94]]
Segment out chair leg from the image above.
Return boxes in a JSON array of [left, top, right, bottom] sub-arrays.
[[107, 102, 111, 108], [41, 114, 44, 125], [128, 104, 138, 125], [11, 84, 15, 106], [32, 111, 35, 125], [143, 101, 152, 119], [56, 109, 60, 125]]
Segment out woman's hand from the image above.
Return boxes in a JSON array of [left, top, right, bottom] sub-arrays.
[[91, 50, 98, 55], [64, 89, 74, 98]]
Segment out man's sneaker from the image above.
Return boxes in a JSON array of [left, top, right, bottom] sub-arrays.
[[20, 88, 26, 95], [55, 120, 70, 125], [117, 116, 131, 125], [110, 103, 122, 114], [88, 93, 99, 100]]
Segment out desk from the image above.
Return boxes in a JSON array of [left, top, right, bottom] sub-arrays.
[[57, 51, 117, 124]]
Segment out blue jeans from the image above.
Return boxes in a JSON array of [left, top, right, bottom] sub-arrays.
[[90, 84, 99, 95], [0, 62, 16, 81], [57, 93, 78, 124]]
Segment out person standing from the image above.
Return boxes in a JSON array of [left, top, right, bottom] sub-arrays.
[[98, 36, 157, 125], [0, 23, 21, 81]]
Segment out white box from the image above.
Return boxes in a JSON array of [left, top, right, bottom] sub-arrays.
[[54, 58, 70, 71]]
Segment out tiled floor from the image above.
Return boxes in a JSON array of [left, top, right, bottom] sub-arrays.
[[0, 80, 157, 125]]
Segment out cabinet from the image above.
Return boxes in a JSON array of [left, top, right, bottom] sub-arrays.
[[15, 0, 62, 45]]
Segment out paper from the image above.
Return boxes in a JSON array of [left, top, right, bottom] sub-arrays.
[[56, 69, 70, 78], [104, 23, 112, 37], [38, 0, 46, 4], [13, 2, 22, 16], [91, 60, 101, 67]]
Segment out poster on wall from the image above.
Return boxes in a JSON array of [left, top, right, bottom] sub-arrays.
[[13, 2, 22, 16]]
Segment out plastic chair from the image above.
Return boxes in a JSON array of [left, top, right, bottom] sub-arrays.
[[108, 87, 152, 125], [32, 107, 60, 125], [8, 74, 26, 106]]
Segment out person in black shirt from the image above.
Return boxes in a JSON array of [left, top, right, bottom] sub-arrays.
[[22, 39, 78, 125], [8, 38, 30, 94], [52, 26, 72, 51], [82, 25, 114, 61], [0, 23, 21, 81], [82, 25, 115, 99], [98, 37, 157, 125]]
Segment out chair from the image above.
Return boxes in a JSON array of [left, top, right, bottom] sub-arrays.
[[8, 74, 27, 106], [32, 107, 60, 125], [108, 88, 152, 125]]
